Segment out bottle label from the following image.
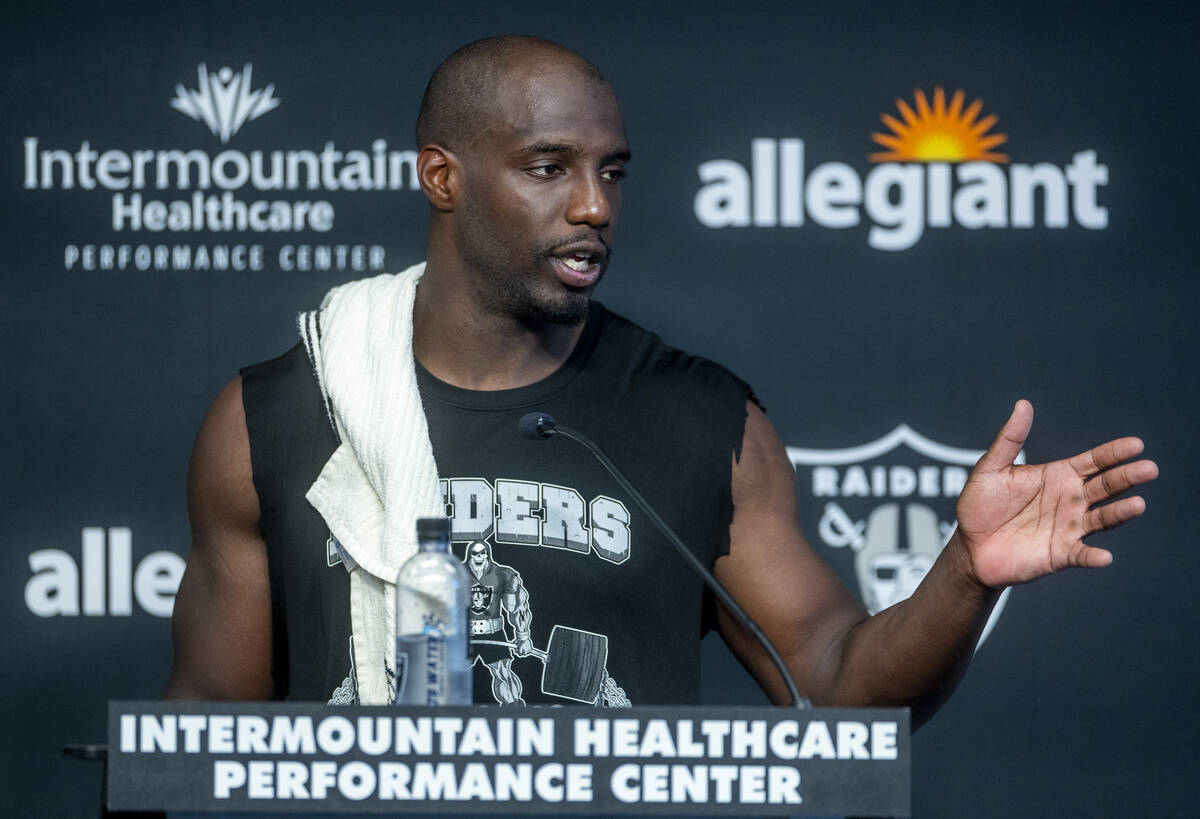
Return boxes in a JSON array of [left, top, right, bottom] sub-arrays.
[[422, 616, 447, 706], [395, 613, 461, 705]]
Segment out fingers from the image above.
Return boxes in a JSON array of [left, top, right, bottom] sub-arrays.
[[975, 399, 1034, 474], [1084, 495, 1147, 534], [1083, 458, 1159, 505], [1071, 543, 1114, 569], [1068, 436, 1145, 478]]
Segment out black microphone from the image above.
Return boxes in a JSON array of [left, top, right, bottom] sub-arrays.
[[517, 412, 556, 440], [516, 411, 810, 709]]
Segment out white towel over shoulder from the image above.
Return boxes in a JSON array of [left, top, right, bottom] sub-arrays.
[[298, 262, 443, 705]]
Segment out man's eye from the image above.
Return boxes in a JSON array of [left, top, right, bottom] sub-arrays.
[[601, 168, 625, 182], [529, 164, 563, 177]]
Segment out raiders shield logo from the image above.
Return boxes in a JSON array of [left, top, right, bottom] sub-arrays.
[[470, 583, 494, 616], [788, 424, 1022, 648]]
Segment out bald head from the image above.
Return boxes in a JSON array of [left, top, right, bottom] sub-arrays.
[[414, 35, 628, 329], [416, 35, 610, 151]]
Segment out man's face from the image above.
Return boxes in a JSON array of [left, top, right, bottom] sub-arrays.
[[453, 57, 629, 326]]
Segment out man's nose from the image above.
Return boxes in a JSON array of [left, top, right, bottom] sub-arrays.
[[566, 173, 611, 227]]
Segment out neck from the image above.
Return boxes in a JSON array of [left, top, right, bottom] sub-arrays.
[[413, 254, 587, 391]]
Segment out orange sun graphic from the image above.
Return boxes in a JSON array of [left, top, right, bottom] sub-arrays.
[[870, 87, 1009, 163]]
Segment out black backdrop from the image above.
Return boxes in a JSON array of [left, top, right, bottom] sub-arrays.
[[3, 1, 1197, 815]]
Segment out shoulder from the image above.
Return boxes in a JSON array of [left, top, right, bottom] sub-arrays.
[[189, 376, 258, 532], [237, 342, 339, 509], [593, 304, 759, 411], [731, 400, 795, 507], [240, 342, 314, 391], [239, 341, 332, 443]]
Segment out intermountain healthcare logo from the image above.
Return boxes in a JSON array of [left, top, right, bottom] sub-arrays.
[[788, 425, 1021, 646], [694, 87, 1109, 250], [170, 63, 280, 143], [22, 62, 423, 273]]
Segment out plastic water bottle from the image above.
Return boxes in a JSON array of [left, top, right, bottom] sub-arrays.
[[394, 517, 471, 705]]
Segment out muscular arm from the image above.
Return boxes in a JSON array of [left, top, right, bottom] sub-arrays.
[[163, 376, 275, 700], [714, 402, 1000, 726], [503, 572, 533, 656], [716, 399, 1152, 725]]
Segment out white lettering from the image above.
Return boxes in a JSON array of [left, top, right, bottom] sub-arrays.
[[209, 716, 234, 754], [574, 718, 609, 757], [1067, 150, 1108, 228], [954, 162, 1007, 228], [541, 484, 589, 553], [338, 761, 376, 800], [25, 549, 80, 616], [872, 720, 898, 760], [139, 714, 176, 753], [316, 716, 355, 755], [730, 721, 767, 759], [694, 159, 751, 227], [806, 162, 861, 228], [693, 142, 1110, 248], [357, 716, 391, 756], [213, 761, 246, 799], [533, 762, 565, 802], [276, 761, 309, 799], [640, 720, 677, 758], [270, 715, 315, 754], [590, 496, 631, 564], [610, 763, 640, 804], [865, 163, 924, 250], [798, 721, 836, 759], [836, 721, 871, 759], [133, 551, 184, 617], [752, 138, 777, 226], [247, 760, 274, 799], [237, 716, 270, 754]]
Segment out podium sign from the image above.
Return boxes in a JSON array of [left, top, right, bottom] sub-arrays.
[[108, 702, 909, 815]]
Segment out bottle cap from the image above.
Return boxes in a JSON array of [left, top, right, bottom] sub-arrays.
[[416, 517, 450, 540]]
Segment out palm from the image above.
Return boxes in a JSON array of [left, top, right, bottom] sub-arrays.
[[955, 401, 1156, 589]]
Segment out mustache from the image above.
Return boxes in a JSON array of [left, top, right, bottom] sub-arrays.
[[535, 231, 612, 259]]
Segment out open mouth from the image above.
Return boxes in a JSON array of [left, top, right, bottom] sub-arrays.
[[551, 249, 605, 285], [562, 252, 599, 274]]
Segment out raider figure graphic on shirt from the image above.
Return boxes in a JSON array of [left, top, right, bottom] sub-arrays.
[[462, 540, 533, 703], [461, 538, 631, 708], [325, 473, 634, 707]]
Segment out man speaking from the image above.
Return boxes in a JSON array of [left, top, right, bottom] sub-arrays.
[[165, 36, 1156, 718]]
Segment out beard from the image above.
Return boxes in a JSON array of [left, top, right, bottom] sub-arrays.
[[486, 268, 592, 327], [455, 204, 603, 327]]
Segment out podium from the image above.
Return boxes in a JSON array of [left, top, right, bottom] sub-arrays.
[[106, 702, 910, 816]]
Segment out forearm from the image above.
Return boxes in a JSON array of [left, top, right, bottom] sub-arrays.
[[505, 593, 532, 637], [820, 531, 1000, 726]]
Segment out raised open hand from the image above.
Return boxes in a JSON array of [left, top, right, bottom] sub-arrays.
[[955, 400, 1157, 589]]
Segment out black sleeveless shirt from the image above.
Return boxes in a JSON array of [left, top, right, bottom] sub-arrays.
[[241, 302, 754, 705]]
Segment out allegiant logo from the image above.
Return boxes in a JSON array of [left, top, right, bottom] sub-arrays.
[[693, 88, 1108, 251]]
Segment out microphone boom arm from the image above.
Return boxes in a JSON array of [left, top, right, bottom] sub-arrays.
[[544, 420, 810, 709]]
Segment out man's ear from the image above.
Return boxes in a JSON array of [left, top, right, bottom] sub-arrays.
[[417, 145, 460, 211]]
